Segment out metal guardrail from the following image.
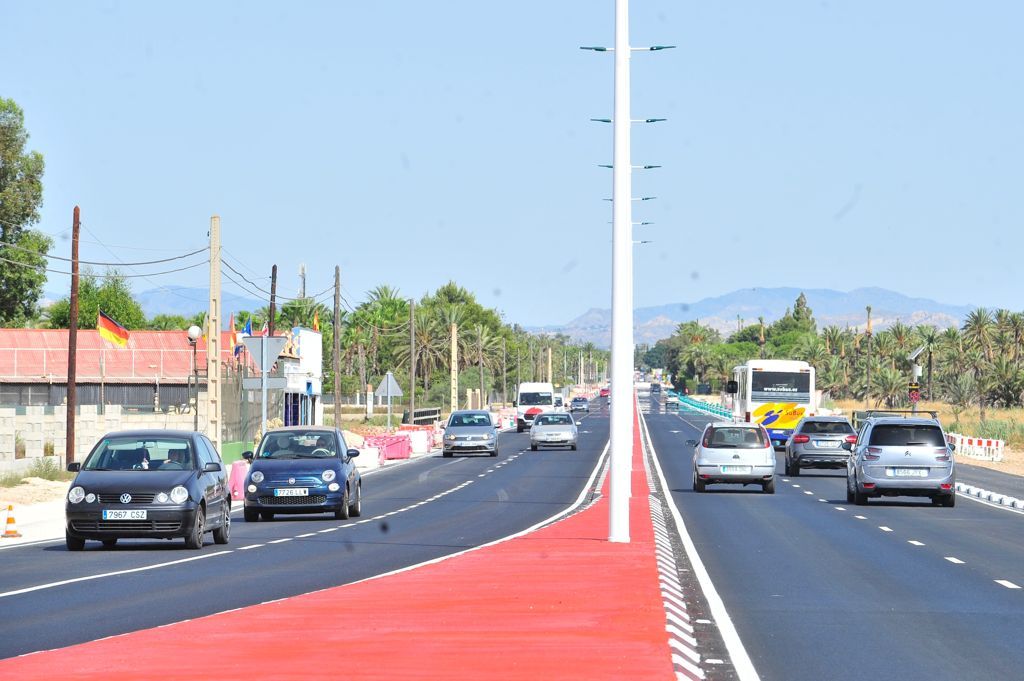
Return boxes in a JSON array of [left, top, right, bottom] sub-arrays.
[[664, 390, 732, 419], [409, 407, 441, 426]]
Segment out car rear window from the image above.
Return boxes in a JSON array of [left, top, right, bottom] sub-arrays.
[[868, 425, 945, 447], [703, 427, 769, 449], [801, 421, 855, 435]]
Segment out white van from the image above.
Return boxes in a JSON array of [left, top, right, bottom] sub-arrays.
[[515, 382, 556, 432]]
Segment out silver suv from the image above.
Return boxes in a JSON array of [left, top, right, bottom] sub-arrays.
[[844, 414, 956, 506]]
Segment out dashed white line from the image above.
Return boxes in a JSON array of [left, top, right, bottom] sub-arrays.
[[792, 484, 801, 488], [237, 544, 263, 551], [854, 515, 867, 520], [945, 557, 965, 564], [879, 526, 893, 532], [803, 490, 814, 495], [268, 538, 292, 544], [835, 507, 846, 511], [818, 498, 827, 502], [908, 540, 925, 546], [995, 580, 1021, 590], [296, 533, 316, 538]]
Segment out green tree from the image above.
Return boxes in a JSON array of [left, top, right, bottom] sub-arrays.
[[146, 314, 192, 331], [47, 270, 146, 330], [0, 98, 50, 325]]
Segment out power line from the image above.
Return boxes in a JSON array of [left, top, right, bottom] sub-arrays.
[[0, 237, 208, 266], [0, 254, 208, 278]]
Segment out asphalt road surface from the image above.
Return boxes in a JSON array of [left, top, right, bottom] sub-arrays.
[[0, 410, 608, 659], [641, 392, 1024, 681]]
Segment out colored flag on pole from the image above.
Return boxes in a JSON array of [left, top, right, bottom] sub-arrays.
[[97, 311, 130, 348], [312, 311, 320, 332], [261, 321, 269, 337], [229, 314, 240, 356], [241, 319, 252, 337]]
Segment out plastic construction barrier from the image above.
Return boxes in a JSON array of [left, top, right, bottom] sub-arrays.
[[229, 460, 250, 501], [363, 434, 412, 460], [946, 432, 1005, 462]]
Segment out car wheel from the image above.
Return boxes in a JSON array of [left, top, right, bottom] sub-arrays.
[[941, 493, 956, 508], [490, 449, 497, 457], [791, 460, 800, 477], [349, 483, 362, 517], [335, 489, 351, 520], [517, 424, 524, 433], [184, 505, 205, 550], [261, 511, 274, 521], [442, 450, 452, 458], [244, 506, 260, 522], [530, 443, 538, 451], [853, 483, 868, 506], [692, 469, 706, 493], [846, 478, 855, 503], [101, 538, 117, 549], [66, 532, 85, 551], [763, 477, 776, 494], [213, 502, 231, 544], [571, 444, 577, 451]]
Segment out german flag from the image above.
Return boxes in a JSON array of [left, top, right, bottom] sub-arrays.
[[97, 311, 130, 348]]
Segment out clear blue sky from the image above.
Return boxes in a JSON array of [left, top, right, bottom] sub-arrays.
[[3, 1, 1021, 326]]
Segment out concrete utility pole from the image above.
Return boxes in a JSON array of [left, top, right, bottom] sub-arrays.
[[269, 264, 278, 337], [450, 323, 458, 412], [608, 0, 633, 543], [409, 299, 416, 421], [65, 206, 80, 465], [865, 305, 873, 410], [502, 338, 507, 405], [547, 347, 553, 383], [333, 266, 342, 429], [207, 216, 222, 453]]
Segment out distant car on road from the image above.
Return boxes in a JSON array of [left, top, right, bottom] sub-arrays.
[[844, 414, 955, 506], [243, 426, 362, 521], [784, 416, 857, 476], [65, 429, 231, 551], [443, 410, 498, 458], [650, 383, 661, 394], [570, 397, 590, 413], [599, 387, 610, 398], [530, 412, 578, 451], [690, 422, 776, 494]]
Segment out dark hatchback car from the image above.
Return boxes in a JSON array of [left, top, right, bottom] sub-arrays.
[[65, 430, 231, 551], [242, 426, 362, 521]]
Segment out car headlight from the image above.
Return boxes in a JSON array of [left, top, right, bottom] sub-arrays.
[[483, 432, 494, 440], [155, 492, 169, 504], [85, 493, 96, 503], [250, 470, 264, 483], [328, 482, 340, 492], [68, 486, 85, 504], [247, 484, 257, 493], [169, 486, 189, 504], [446, 434, 457, 441], [322, 469, 336, 482]]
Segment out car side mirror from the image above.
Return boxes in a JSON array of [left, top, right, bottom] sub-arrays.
[[841, 442, 853, 451], [347, 448, 360, 458], [242, 451, 254, 462], [685, 439, 698, 447], [67, 462, 81, 472], [947, 443, 956, 455], [726, 380, 738, 395], [512, 400, 517, 407], [203, 462, 222, 472]]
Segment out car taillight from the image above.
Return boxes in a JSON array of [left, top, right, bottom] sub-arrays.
[[845, 435, 858, 444], [792, 434, 810, 444], [745, 412, 751, 422], [935, 447, 951, 462], [864, 447, 881, 461]]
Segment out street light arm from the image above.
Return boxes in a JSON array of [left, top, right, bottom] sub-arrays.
[[632, 45, 677, 51], [580, 46, 613, 52]]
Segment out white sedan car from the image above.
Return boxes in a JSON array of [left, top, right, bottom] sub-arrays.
[[690, 422, 776, 494]]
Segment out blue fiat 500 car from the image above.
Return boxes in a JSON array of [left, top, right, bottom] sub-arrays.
[[242, 426, 362, 522]]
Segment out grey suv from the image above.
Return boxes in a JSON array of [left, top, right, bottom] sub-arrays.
[[844, 415, 956, 506], [784, 416, 856, 476]]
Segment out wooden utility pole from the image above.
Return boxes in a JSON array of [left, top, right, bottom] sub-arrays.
[[268, 264, 278, 337], [865, 305, 873, 410], [333, 266, 342, 429], [450, 323, 458, 412], [409, 299, 416, 421], [206, 215, 222, 452], [547, 347, 552, 383], [65, 206, 80, 465]]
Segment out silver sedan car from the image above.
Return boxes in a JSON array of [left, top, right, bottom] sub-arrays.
[[784, 416, 856, 476], [529, 413, 578, 451], [690, 422, 776, 494], [443, 410, 498, 458]]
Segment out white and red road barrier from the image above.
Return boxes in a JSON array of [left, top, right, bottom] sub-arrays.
[[946, 432, 1005, 462], [364, 434, 412, 461], [229, 460, 250, 500]]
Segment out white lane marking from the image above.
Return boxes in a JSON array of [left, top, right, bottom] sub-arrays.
[[908, 540, 925, 546], [995, 580, 1021, 589], [945, 557, 965, 564], [641, 410, 760, 681], [835, 507, 846, 511], [792, 484, 801, 488], [854, 515, 867, 520], [803, 491, 814, 495], [268, 538, 292, 544], [818, 499, 827, 503], [237, 544, 263, 551], [0, 537, 64, 552], [955, 486, 1024, 515], [318, 527, 338, 533], [0, 551, 231, 599], [879, 526, 893, 532], [781, 478, 790, 483], [296, 533, 316, 538]]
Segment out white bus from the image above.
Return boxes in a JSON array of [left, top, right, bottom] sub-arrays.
[[727, 359, 816, 449]]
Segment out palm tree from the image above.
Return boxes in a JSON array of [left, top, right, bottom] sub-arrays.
[[915, 325, 940, 400], [963, 308, 995, 360], [875, 366, 906, 409]]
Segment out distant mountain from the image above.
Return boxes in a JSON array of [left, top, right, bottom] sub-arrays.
[[530, 287, 975, 348]]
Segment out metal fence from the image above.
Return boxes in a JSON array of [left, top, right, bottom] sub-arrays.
[[221, 362, 282, 448], [0, 382, 190, 411]]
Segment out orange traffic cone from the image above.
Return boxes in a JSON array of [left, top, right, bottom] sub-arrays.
[[2, 504, 22, 539]]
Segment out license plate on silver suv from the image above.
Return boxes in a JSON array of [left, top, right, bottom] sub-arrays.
[[815, 440, 840, 448], [890, 468, 927, 478]]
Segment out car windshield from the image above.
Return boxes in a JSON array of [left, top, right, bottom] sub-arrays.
[[536, 415, 573, 426], [801, 421, 855, 435], [83, 437, 194, 471], [519, 392, 553, 406], [572, 398, 587, 403], [257, 431, 338, 458], [869, 425, 945, 447], [450, 413, 493, 427], [704, 427, 769, 449], [751, 371, 811, 403]]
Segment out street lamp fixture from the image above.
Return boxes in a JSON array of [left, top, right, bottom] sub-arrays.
[[187, 325, 201, 431]]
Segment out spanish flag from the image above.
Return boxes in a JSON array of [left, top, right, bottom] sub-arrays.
[[313, 311, 320, 332], [97, 311, 130, 348]]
